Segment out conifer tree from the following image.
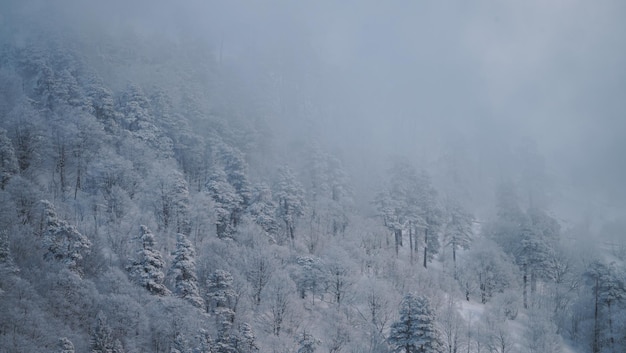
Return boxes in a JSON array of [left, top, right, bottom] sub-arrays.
[[443, 200, 473, 275], [170, 233, 204, 308], [0, 230, 17, 274], [127, 225, 170, 296], [275, 166, 305, 242], [0, 128, 19, 190], [91, 311, 125, 353], [58, 337, 75, 353], [388, 294, 442, 353], [236, 322, 259, 353], [40, 200, 91, 274], [247, 183, 279, 240], [207, 169, 242, 239], [170, 331, 191, 353]]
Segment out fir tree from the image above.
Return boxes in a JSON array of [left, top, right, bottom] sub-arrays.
[[58, 337, 75, 353], [297, 330, 320, 353], [443, 200, 473, 276], [0, 128, 19, 190], [91, 311, 125, 353], [275, 166, 306, 242], [127, 225, 170, 296], [236, 322, 259, 353], [207, 169, 242, 239], [388, 294, 442, 353], [39, 200, 91, 274], [247, 182, 279, 240], [0, 230, 18, 274], [170, 233, 204, 308], [170, 331, 190, 353]]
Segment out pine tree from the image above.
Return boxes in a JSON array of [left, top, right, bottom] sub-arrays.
[[84, 74, 119, 132], [91, 311, 125, 353], [170, 233, 204, 308], [275, 166, 306, 242], [58, 337, 75, 353], [414, 171, 442, 269], [127, 225, 170, 296], [247, 183, 279, 240], [207, 169, 242, 239], [443, 200, 473, 276], [207, 269, 237, 314], [0, 128, 19, 190], [297, 330, 320, 353], [0, 230, 18, 274], [118, 83, 173, 157], [236, 323, 259, 353], [170, 331, 190, 353], [40, 200, 92, 274], [586, 260, 625, 353], [388, 294, 443, 353]]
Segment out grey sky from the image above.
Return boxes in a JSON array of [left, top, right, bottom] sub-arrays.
[[2, 0, 625, 213]]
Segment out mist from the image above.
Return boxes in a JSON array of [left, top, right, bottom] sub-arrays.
[[1, 1, 625, 352], [4, 0, 624, 211]]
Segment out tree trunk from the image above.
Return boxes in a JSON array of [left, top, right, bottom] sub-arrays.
[[423, 228, 428, 269], [394, 229, 402, 256], [523, 263, 528, 309], [608, 301, 614, 353], [593, 276, 599, 353], [452, 239, 457, 279], [409, 226, 414, 265]]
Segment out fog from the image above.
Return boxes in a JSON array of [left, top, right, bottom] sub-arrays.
[[3, 0, 625, 216], [3, 2, 626, 352]]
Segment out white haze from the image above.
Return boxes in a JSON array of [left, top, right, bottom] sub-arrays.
[[3, 0, 625, 219]]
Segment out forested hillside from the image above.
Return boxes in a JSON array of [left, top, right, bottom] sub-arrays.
[[1, 1, 625, 353]]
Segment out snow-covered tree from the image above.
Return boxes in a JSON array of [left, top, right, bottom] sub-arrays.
[[39, 200, 92, 274], [292, 255, 326, 302], [585, 260, 625, 353], [458, 240, 517, 304], [297, 330, 320, 353], [91, 311, 125, 353], [388, 293, 442, 353], [170, 331, 190, 353], [218, 143, 252, 210], [246, 252, 273, 306], [0, 230, 17, 274], [207, 169, 242, 239], [442, 199, 473, 275], [153, 170, 191, 234], [0, 128, 18, 190], [523, 308, 562, 353], [118, 83, 173, 157], [247, 182, 279, 240], [207, 269, 238, 316], [411, 170, 443, 269], [275, 166, 306, 242], [236, 323, 259, 353], [84, 74, 119, 132], [127, 225, 170, 296], [58, 337, 75, 353], [170, 233, 204, 308], [263, 272, 294, 337]]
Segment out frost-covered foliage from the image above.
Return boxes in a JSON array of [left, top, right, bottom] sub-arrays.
[[0, 128, 19, 189], [39, 200, 91, 274], [388, 293, 442, 353], [0, 4, 621, 353], [127, 225, 170, 296], [170, 233, 204, 308], [276, 166, 306, 242]]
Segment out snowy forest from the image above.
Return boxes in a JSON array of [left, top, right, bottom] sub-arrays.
[[1, 1, 626, 352]]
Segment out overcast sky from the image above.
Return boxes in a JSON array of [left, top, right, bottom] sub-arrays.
[[3, 0, 625, 214]]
